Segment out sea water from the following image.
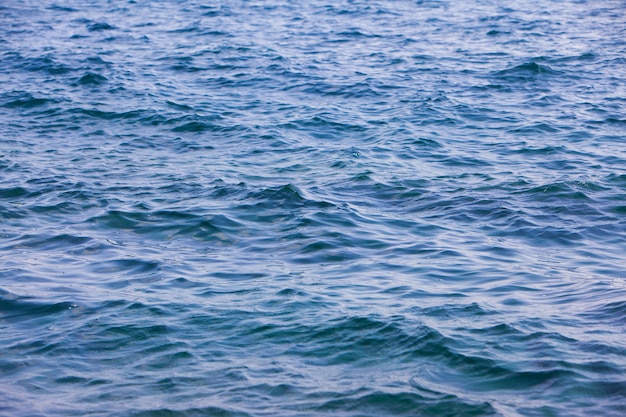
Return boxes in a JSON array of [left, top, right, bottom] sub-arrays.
[[1, 1, 625, 416]]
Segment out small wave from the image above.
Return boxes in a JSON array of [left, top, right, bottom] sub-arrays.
[[129, 407, 250, 417], [514, 181, 593, 202], [240, 184, 335, 211], [0, 296, 76, 324], [1, 92, 62, 109], [282, 113, 368, 136], [5, 52, 73, 75], [89, 209, 243, 244], [315, 390, 497, 416], [548, 52, 598, 63], [91, 258, 161, 278], [491, 61, 563, 82], [580, 300, 626, 326], [87, 22, 116, 32], [46, 5, 78, 12], [0, 186, 29, 199], [77, 72, 108, 85], [508, 123, 561, 134], [69, 107, 156, 122], [3, 233, 91, 251]]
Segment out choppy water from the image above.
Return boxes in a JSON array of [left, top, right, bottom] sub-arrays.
[[1, 0, 626, 415]]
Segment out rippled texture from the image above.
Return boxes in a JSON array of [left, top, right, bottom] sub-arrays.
[[1, 1, 626, 416]]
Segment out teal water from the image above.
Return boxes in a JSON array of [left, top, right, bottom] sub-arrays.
[[1, 1, 626, 416]]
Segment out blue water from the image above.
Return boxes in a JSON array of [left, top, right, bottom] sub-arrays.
[[1, 0, 625, 416]]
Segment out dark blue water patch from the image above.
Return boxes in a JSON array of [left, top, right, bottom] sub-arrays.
[[13, 54, 73, 75], [46, 4, 78, 13], [314, 390, 498, 416], [1, 92, 63, 110], [68, 107, 155, 122], [0, 186, 29, 199], [0, 297, 75, 324], [76, 72, 108, 85], [486, 61, 564, 87], [169, 115, 239, 134], [0, 204, 28, 220], [86, 22, 116, 32], [128, 407, 251, 417]]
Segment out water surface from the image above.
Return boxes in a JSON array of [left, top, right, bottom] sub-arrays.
[[1, 1, 625, 416]]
